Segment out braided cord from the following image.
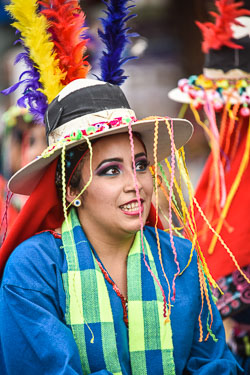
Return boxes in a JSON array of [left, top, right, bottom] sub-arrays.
[[193, 195, 250, 283], [152, 118, 172, 321], [164, 153, 217, 289], [127, 121, 168, 319], [208, 118, 250, 262], [223, 102, 240, 167], [197, 260, 205, 342], [219, 99, 231, 147], [164, 119, 180, 300], [230, 115, 244, 161]]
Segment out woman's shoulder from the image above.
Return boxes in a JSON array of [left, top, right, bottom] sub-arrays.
[[7, 230, 62, 261], [1, 231, 64, 291]]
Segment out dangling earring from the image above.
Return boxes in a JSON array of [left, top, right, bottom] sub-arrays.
[[73, 199, 81, 207]]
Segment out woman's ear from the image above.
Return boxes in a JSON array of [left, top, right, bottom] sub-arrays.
[[66, 185, 77, 204]]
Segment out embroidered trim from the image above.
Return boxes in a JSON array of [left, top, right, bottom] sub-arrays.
[[212, 265, 250, 318], [41, 116, 137, 158]]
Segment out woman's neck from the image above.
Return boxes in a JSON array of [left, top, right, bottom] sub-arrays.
[[84, 228, 135, 261]]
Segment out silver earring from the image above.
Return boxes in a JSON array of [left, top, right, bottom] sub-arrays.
[[73, 199, 81, 207]]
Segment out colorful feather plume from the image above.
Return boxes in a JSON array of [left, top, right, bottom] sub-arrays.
[[196, 0, 250, 53], [2, 46, 48, 123], [3, 0, 90, 122], [97, 0, 138, 85], [6, 0, 65, 103], [39, 0, 90, 84]]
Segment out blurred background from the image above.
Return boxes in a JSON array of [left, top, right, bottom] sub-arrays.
[[0, 0, 215, 189]]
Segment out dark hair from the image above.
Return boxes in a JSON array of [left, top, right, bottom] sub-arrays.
[[55, 142, 90, 200]]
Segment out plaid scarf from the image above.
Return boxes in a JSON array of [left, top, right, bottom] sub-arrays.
[[61, 208, 175, 374]]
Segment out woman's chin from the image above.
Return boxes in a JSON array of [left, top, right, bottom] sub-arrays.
[[122, 217, 146, 234]]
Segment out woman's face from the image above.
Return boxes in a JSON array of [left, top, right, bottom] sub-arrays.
[[74, 133, 153, 240]]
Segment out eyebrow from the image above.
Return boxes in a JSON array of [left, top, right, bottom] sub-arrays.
[[95, 152, 147, 170]]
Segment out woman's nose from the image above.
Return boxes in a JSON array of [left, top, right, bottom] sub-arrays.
[[123, 169, 142, 192]]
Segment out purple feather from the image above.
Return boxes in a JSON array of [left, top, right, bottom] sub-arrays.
[[97, 0, 138, 85], [1, 46, 48, 124]]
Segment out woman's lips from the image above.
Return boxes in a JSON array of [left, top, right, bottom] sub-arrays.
[[119, 200, 144, 216]]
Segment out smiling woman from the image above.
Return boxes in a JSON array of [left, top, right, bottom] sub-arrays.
[[66, 134, 153, 299], [69, 135, 153, 238], [0, 79, 240, 375]]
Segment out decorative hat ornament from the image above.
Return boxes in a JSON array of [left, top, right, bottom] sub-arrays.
[[169, 0, 250, 284], [169, 0, 250, 113], [8, 78, 193, 195]]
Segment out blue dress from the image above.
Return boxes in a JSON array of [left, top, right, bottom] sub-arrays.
[[0, 227, 241, 374]]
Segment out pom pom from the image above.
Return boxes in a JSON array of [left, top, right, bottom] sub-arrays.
[[193, 99, 203, 110], [213, 100, 224, 112], [239, 105, 250, 117]]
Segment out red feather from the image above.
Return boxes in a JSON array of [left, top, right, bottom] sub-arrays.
[[196, 0, 250, 53], [39, 0, 90, 84]]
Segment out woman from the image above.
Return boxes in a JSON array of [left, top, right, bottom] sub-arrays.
[[0, 79, 240, 374]]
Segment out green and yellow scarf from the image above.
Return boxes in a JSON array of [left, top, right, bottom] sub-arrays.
[[62, 208, 175, 374]]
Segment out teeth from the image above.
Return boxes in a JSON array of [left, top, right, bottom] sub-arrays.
[[121, 202, 142, 212]]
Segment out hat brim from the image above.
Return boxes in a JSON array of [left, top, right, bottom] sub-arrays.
[[168, 88, 191, 103], [168, 86, 250, 105], [8, 117, 193, 195]]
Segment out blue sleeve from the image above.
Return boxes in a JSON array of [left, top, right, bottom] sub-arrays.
[[0, 234, 112, 375], [184, 284, 243, 374], [0, 284, 84, 375]]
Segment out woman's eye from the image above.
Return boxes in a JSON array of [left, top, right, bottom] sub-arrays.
[[99, 166, 120, 176], [106, 167, 120, 175], [135, 160, 149, 172]]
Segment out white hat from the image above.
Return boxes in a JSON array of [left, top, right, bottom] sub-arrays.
[[8, 78, 193, 195]]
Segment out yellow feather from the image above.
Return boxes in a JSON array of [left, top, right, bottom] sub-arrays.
[[6, 0, 65, 103]]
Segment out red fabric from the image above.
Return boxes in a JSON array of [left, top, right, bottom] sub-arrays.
[[0, 159, 64, 276], [147, 203, 164, 230], [0, 159, 162, 276], [194, 118, 250, 280]]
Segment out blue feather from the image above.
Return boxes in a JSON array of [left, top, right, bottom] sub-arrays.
[[1, 41, 48, 124], [97, 0, 138, 85]]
